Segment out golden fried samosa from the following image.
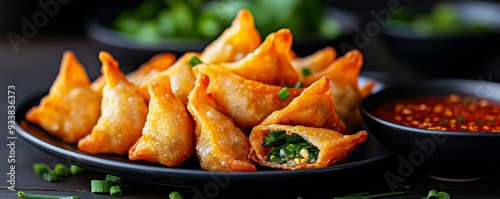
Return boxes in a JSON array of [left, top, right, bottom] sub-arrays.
[[139, 52, 198, 105], [290, 46, 337, 79], [187, 74, 257, 172], [78, 51, 148, 155], [260, 76, 346, 133], [129, 75, 195, 167], [221, 28, 299, 86], [200, 9, 261, 64], [303, 49, 375, 132], [249, 124, 368, 170], [91, 52, 176, 96], [25, 50, 101, 144], [193, 64, 303, 130]]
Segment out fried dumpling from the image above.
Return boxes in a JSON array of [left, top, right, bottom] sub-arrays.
[[290, 46, 337, 79], [193, 64, 303, 130], [25, 50, 101, 144], [260, 76, 346, 133], [139, 52, 198, 105], [303, 49, 376, 132], [78, 51, 148, 155], [129, 74, 195, 167], [200, 9, 261, 64], [221, 28, 299, 86], [91, 52, 176, 96], [187, 74, 257, 172], [249, 124, 368, 170]]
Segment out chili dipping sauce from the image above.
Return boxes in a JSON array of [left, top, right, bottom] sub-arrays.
[[373, 94, 500, 132]]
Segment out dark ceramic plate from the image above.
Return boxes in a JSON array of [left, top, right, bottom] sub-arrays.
[[360, 79, 500, 180], [15, 78, 391, 188]]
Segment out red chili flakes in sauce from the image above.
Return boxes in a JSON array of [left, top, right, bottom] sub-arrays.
[[374, 94, 500, 132]]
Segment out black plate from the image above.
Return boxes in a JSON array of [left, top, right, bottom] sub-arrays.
[[15, 89, 392, 188]]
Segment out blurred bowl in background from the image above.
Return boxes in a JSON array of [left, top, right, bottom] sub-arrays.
[[379, 1, 500, 80], [83, 0, 360, 71]]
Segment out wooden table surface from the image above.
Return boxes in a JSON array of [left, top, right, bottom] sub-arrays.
[[1, 36, 500, 199]]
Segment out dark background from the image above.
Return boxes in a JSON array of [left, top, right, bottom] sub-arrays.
[[1, 0, 500, 82], [0, 0, 434, 37]]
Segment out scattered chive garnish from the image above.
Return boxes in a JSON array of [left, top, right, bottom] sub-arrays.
[[54, 163, 70, 177], [457, 115, 465, 123], [489, 120, 494, 125], [105, 175, 122, 186], [423, 189, 450, 199], [70, 165, 87, 176], [33, 163, 50, 175], [301, 67, 312, 77], [294, 81, 303, 88], [278, 87, 291, 100], [42, 171, 59, 182], [439, 119, 447, 125], [475, 119, 484, 125], [91, 180, 110, 194], [189, 56, 202, 67], [169, 191, 184, 199], [334, 191, 405, 199], [110, 185, 122, 196], [17, 191, 80, 199]]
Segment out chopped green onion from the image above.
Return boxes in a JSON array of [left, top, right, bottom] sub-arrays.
[[91, 180, 110, 194], [334, 191, 405, 199], [294, 81, 303, 88], [263, 131, 319, 164], [54, 163, 70, 177], [42, 171, 59, 182], [17, 191, 80, 199], [457, 115, 465, 123], [33, 163, 50, 175], [439, 119, 447, 125], [278, 87, 291, 100], [110, 185, 122, 196], [105, 175, 122, 186], [489, 120, 494, 124], [169, 191, 183, 199], [424, 189, 450, 199], [70, 165, 87, 176], [301, 67, 312, 77], [475, 119, 484, 125], [189, 56, 202, 67]]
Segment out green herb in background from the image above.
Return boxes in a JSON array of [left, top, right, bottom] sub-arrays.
[[112, 0, 341, 43]]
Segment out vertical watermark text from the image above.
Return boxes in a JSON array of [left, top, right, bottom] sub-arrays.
[[7, 85, 17, 191]]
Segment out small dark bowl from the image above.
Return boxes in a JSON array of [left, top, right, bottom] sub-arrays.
[[379, 1, 500, 80], [360, 79, 500, 181], [83, 1, 360, 71]]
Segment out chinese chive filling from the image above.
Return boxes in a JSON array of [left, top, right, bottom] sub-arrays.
[[262, 130, 319, 164]]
